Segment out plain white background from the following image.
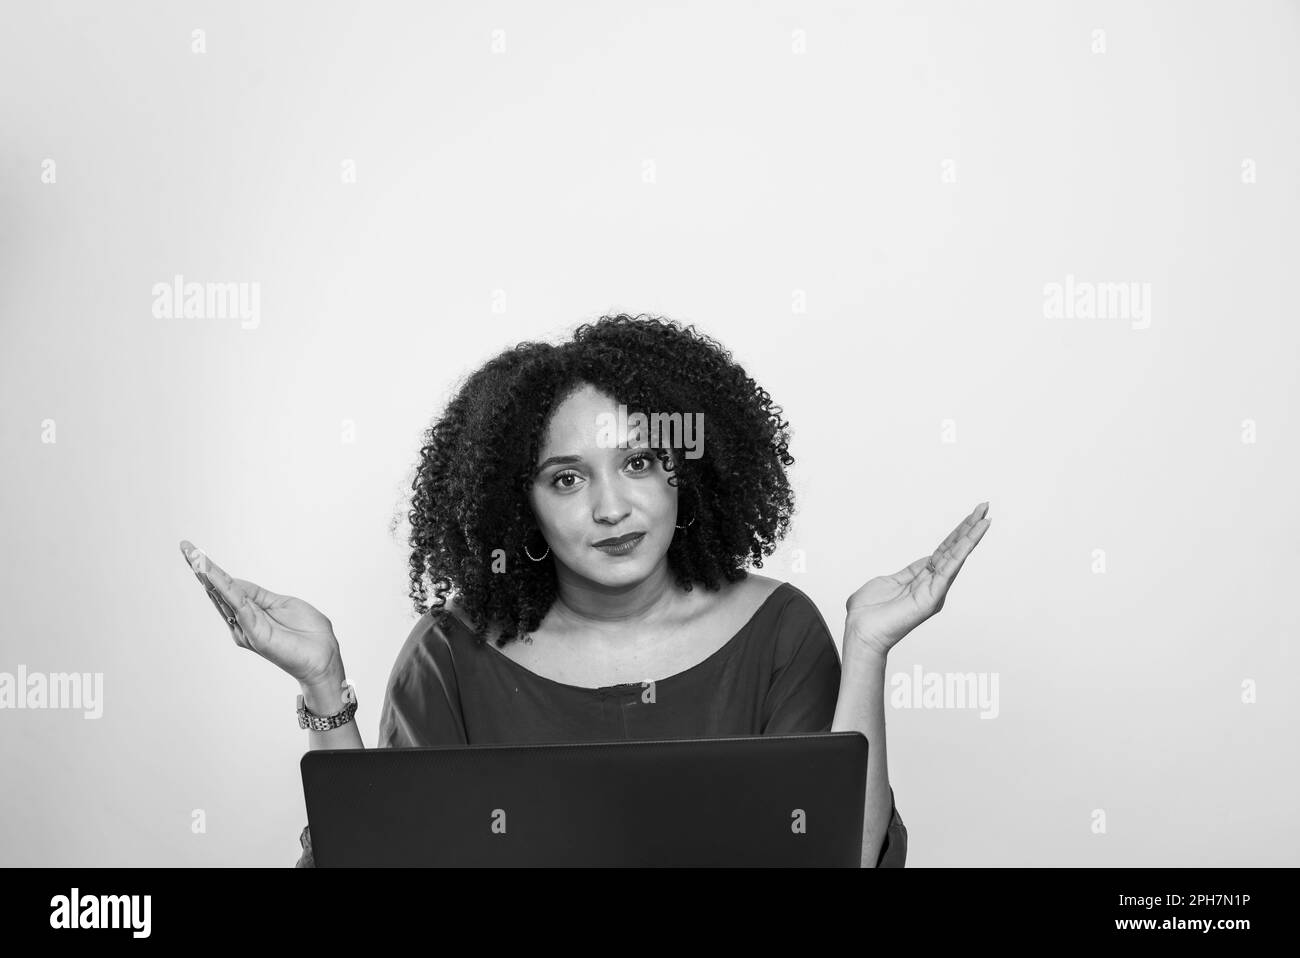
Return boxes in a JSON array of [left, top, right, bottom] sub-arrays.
[[1, 0, 1296, 866]]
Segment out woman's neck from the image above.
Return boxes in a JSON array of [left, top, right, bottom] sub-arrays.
[[550, 558, 681, 631]]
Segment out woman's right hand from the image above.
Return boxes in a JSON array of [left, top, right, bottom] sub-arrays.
[[178, 539, 342, 687]]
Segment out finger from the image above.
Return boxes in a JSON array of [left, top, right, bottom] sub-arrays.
[[180, 542, 238, 617], [892, 504, 991, 584], [216, 584, 272, 650], [203, 587, 234, 624], [181, 545, 240, 603], [202, 588, 253, 648], [180, 545, 267, 647], [190, 567, 248, 643], [935, 502, 989, 557], [225, 579, 287, 648], [935, 511, 976, 555], [932, 516, 990, 582], [890, 556, 933, 582], [230, 577, 287, 610]]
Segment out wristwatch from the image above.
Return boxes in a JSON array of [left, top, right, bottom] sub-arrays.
[[297, 682, 357, 731]]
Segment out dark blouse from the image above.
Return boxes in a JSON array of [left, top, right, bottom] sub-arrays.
[[295, 581, 907, 867]]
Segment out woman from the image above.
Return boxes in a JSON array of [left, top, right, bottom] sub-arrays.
[[178, 313, 991, 867]]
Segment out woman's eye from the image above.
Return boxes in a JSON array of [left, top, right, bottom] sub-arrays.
[[552, 471, 581, 489], [627, 452, 654, 472]]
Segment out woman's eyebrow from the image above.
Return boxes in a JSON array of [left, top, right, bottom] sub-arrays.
[[533, 454, 582, 476], [532, 444, 653, 477]]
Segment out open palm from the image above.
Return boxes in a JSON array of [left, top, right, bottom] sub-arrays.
[[179, 540, 342, 686], [846, 502, 991, 658]]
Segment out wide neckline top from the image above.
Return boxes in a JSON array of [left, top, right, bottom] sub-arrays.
[[445, 581, 794, 695]]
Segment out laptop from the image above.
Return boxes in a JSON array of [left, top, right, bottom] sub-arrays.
[[300, 731, 868, 867]]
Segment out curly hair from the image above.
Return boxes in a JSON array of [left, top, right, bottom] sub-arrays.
[[404, 312, 796, 647]]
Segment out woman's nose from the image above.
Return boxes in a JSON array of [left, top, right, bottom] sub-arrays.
[[592, 480, 631, 525]]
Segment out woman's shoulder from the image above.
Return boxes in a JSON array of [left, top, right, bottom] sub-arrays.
[[687, 573, 835, 681], [385, 601, 473, 689], [697, 572, 827, 647], [728, 572, 820, 620], [390, 594, 486, 640], [379, 603, 473, 748], [434, 593, 502, 644], [735, 574, 835, 651], [736, 570, 785, 597]]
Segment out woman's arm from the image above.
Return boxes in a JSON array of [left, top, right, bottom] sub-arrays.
[[830, 646, 890, 867], [836, 502, 992, 867], [295, 668, 364, 866]]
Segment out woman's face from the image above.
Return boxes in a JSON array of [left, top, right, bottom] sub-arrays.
[[528, 384, 679, 589]]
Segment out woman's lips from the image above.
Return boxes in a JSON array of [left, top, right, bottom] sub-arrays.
[[593, 532, 646, 555]]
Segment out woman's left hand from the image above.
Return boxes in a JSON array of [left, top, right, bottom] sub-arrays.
[[845, 501, 991, 660]]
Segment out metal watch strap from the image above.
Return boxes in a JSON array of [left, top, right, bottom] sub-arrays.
[[297, 682, 357, 731]]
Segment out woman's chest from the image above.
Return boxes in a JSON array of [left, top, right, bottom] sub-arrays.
[[499, 619, 736, 687]]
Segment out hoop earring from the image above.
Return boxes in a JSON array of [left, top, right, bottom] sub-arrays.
[[675, 511, 696, 531], [524, 541, 550, 561]]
